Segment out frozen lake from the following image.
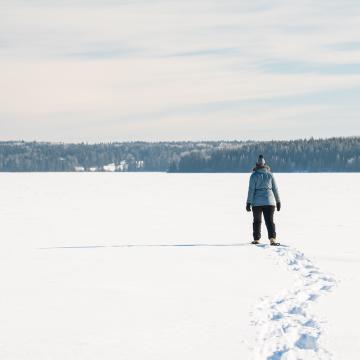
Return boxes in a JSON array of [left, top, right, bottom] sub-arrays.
[[0, 173, 359, 359]]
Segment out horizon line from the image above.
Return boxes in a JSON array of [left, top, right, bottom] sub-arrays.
[[1, 135, 359, 146]]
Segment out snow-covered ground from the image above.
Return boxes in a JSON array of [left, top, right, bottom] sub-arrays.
[[0, 173, 358, 359]]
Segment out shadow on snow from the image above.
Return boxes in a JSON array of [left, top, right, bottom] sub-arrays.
[[38, 243, 256, 250]]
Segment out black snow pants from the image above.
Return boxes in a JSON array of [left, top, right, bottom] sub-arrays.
[[252, 205, 276, 240]]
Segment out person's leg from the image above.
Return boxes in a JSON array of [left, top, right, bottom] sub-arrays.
[[263, 206, 276, 239], [252, 206, 262, 240]]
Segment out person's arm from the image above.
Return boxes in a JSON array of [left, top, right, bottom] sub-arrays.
[[271, 173, 281, 210], [246, 174, 256, 206]]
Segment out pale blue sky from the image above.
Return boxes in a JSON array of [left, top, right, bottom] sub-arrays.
[[1, 0, 360, 141]]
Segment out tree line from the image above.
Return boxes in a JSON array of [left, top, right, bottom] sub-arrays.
[[0, 137, 359, 172]]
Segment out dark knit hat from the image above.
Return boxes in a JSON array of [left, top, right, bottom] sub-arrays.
[[256, 154, 265, 166]]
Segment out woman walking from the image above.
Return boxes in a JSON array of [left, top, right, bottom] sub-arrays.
[[246, 155, 281, 245]]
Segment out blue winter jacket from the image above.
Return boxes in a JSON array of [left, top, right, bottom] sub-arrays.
[[246, 166, 280, 206]]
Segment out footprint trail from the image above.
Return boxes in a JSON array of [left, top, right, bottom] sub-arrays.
[[251, 245, 336, 360]]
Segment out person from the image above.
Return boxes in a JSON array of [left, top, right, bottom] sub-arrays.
[[246, 155, 281, 246]]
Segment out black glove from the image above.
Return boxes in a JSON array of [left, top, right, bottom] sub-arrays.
[[276, 202, 281, 211], [246, 203, 251, 212]]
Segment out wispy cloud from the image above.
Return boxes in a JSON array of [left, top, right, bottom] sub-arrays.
[[165, 47, 241, 58], [260, 61, 360, 75], [66, 44, 141, 60], [329, 41, 360, 51]]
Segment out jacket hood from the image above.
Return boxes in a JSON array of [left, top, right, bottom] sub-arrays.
[[252, 164, 271, 172]]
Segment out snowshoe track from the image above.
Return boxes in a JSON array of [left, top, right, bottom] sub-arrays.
[[252, 245, 336, 360]]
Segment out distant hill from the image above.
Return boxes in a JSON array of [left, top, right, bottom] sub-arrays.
[[0, 137, 359, 172]]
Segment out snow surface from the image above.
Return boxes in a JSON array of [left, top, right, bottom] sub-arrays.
[[0, 173, 359, 359]]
